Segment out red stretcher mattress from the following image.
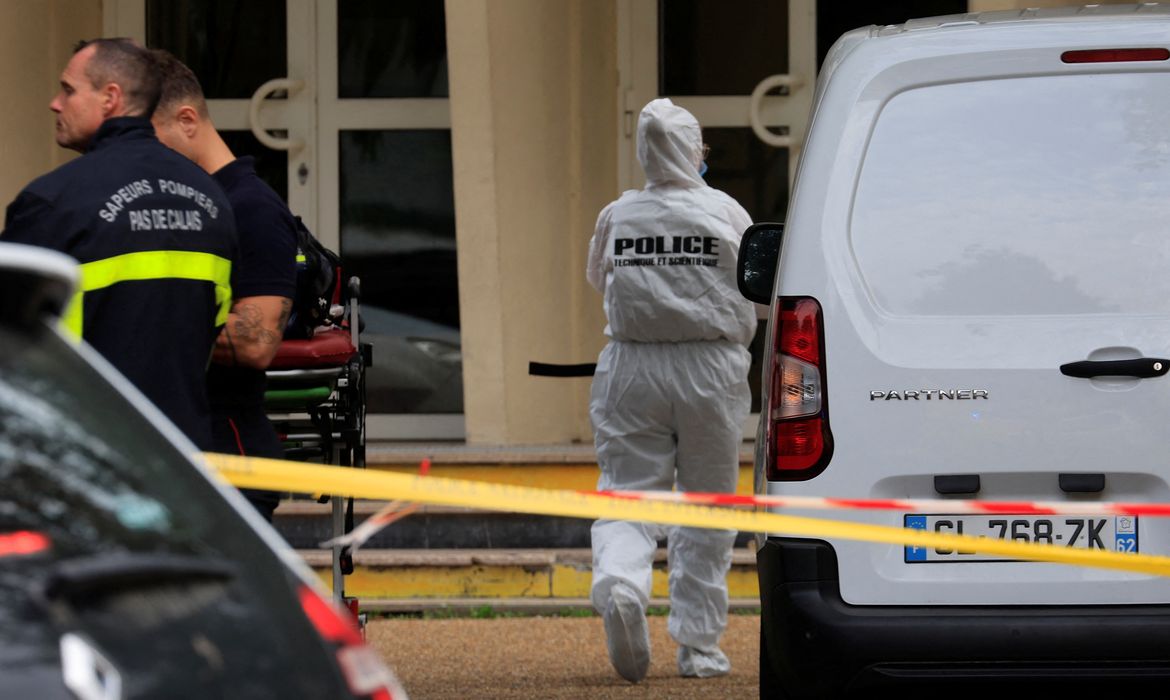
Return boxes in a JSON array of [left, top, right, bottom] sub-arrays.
[[268, 328, 356, 370]]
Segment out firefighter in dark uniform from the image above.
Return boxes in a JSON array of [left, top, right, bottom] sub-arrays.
[[1, 38, 237, 451], [152, 50, 298, 521]]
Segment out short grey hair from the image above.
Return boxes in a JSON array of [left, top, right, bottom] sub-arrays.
[[74, 38, 162, 118]]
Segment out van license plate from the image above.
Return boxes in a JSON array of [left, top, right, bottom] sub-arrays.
[[904, 514, 1138, 562]]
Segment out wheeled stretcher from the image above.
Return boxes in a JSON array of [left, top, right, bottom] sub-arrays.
[[265, 278, 368, 603]]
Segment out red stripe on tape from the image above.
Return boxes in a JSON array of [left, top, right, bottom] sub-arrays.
[[593, 489, 1170, 518], [1119, 503, 1170, 516], [830, 499, 908, 511]]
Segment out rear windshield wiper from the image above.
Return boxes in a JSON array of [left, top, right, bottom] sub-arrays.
[[44, 552, 235, 599]]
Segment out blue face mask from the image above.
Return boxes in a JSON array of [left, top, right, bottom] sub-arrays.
[[699, 161, 708, 177]]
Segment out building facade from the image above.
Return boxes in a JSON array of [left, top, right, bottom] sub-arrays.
[[0, 0, 1110, 447]]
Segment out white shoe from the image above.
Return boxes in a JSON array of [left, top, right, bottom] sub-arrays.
[[678, 645, 730, 678], [603, 583, 650, 683]]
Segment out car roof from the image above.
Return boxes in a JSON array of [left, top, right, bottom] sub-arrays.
[[871, 3, 1170, 37], [877, 3, 1170, 36], [814, 3, 1170, 123], [0, 242, 77, 329]]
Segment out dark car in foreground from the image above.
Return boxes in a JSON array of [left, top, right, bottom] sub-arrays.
[[0, 242, 406, 699]]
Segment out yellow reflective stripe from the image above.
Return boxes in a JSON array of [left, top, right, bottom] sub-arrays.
[[295, 253, 307, 263], [61, 295, 83, 339], [64, 251, 232, 337]]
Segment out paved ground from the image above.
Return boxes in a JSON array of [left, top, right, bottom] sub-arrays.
[[369, 613, 759, 699]]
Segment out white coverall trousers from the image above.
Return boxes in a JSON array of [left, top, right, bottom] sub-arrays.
[[589, 338, 751, 655]]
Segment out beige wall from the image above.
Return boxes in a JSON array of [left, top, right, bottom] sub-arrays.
[[0, 0, 103, 207], [447, 0, 614, 445]]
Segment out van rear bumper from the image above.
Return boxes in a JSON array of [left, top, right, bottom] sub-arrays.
[[758, 537, 1170, 697]]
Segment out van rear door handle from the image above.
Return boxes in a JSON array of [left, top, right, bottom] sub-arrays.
[[1059, 358, 1170, 379]]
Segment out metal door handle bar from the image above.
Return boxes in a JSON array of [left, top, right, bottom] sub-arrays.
[[749, 74, 802, 148], [249, 77, 304, 151], [1059, 358, 1170, 379]]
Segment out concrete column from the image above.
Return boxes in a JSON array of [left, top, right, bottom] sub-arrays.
[[447, 0, 615, 445]]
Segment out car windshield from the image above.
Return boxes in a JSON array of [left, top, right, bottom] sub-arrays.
[[0, 323, 245, 563]]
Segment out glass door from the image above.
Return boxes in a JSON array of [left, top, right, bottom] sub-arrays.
[[317, 1, 461, 439], [132, 0, 314, 223], [109, 0, 464, 439]]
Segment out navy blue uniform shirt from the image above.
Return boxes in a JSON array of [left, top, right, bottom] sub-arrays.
[[1, 117, 238, 450], [207, 156, 297, 408]]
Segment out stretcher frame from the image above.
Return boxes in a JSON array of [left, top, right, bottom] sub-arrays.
[[265, 278, 367, 603]]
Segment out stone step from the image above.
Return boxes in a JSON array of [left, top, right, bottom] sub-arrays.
[[364, 441, 755, 469], [298, 547, 761, 604], [276, 499, 756, 549], [274, 446, 760, 556], [321, 463, 756, 494], [276, 499, 594, 549]]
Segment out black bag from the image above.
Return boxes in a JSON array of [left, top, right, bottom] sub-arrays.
[[285, 216, 344, 339]]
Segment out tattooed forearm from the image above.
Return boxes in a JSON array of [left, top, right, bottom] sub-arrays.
[[212, 295, 291, 369], [230, 302, 283, 346]]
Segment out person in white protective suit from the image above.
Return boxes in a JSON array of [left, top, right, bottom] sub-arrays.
[[586, 98, 756, 683]]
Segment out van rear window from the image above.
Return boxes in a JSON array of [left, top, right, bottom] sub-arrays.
[[851, 73, 1170, 316]]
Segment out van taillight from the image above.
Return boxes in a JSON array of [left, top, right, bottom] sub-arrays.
[[299, 585, 406, 699], [1061, 48, 1169, 63], [766, 297, 833, 480]]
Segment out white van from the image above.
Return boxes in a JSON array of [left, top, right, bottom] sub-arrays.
[[736, 6, 1170, 696]]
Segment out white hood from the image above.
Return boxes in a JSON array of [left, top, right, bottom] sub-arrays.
[[636, 98, 705, 187], [586, 99, 756, 346]]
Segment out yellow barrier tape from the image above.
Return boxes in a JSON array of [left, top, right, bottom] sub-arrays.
[[204, 453, 1170, 578]]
